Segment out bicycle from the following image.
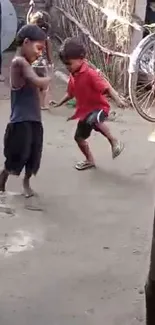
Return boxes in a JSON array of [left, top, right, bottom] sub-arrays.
[[129, 24, 155, 122]]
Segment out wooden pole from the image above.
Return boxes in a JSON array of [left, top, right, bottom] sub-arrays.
[[127, 0, 136, 14]]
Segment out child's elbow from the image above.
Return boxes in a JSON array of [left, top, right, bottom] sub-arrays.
[[102, 87, 110, 96]]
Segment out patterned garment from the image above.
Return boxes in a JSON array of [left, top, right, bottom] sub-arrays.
[[32, 54, 48, 77]]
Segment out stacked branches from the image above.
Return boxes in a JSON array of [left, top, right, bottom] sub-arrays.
[[54, 0, 136, 92]]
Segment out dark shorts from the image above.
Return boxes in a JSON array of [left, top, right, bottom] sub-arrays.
[[4, 121, 43, 176], [75, 109, 108, 140]]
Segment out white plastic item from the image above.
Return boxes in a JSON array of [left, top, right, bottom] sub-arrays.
[[1, 0, 17, 52]]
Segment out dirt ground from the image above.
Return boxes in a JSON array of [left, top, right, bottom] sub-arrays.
[[0, 52, 155, 325]]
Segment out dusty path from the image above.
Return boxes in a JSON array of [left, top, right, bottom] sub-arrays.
[[0, 52, 155, 325]]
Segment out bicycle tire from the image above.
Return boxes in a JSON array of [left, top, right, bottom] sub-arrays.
[[129, 33, 155, 122]]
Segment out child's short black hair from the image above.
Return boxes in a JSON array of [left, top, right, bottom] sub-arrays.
[[59, 37, 86, 62], [16, 24, 46, 46]]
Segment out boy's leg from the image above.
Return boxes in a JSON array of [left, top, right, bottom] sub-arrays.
[[0, 122, 27, 192], [23, 171, 34, 198], [74, 120, 95, 170], [95, 121, 124, 159], [24, 122, 43, 196], [0, 169, 9, 192]]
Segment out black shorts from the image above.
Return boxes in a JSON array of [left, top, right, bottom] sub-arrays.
[[75, 109, 108, 140], [4, 121, 43, 176]]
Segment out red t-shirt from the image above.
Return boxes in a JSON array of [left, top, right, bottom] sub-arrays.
[[67, 62, 110, 120]]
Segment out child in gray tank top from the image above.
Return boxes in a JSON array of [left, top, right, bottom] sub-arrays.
[[0, 24, 51, 197]]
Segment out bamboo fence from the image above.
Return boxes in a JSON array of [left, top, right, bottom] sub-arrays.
[[52, 0, 137, 93]]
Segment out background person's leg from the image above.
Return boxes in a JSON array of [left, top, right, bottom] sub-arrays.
[[145, 211, 155, 325], [0, 2, 4, 82], [0, 1, 2, 75], [0, 51, 2, 75], [0, 54, 4, 81]]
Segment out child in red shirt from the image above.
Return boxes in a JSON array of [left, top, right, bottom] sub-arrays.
[[53, 37, 126, 170]]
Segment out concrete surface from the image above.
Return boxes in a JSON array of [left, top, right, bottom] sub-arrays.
[[0, 52, 155, 325]]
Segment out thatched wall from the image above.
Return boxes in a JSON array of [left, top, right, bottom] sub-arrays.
[[50, 0, 136, 93]]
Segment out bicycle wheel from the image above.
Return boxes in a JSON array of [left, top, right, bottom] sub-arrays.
[[129, 33, 155, 122]]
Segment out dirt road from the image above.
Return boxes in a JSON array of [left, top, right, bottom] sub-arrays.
[[0, 52, 155, 325]]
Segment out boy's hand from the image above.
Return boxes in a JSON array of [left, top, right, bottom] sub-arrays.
[[49, 100, 60, 107], [29, 0, 35, 6], [116, 97, 128, 109], [108, 85, 128, 109], [66, 116, 73, 122], [49, 94, 71, 108]]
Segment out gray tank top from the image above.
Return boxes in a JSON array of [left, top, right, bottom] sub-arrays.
[[10, 81, 41, 123]]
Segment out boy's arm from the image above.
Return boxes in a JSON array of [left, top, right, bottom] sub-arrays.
[[46, 38, 53, 65], [89, 70, 126, 108], [19, 57, 51, 89], [107, 84, 126, 107], [50, 76, 74, 107], [51, 93, 71, 107], [26, 0, 35, 24]]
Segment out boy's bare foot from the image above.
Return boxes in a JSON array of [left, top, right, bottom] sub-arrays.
[[0, 170, 8, 192], [23, 179, 34, 198], [23, 185, 34, 198]]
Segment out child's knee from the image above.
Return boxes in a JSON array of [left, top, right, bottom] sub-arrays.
[[74, 134, 80, 143], [74, 134, 84, 144], [94, 122, 104, 132]]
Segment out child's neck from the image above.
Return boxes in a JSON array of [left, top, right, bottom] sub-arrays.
[[72, 61, 85, 75], [16, 47, 23, 57]]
